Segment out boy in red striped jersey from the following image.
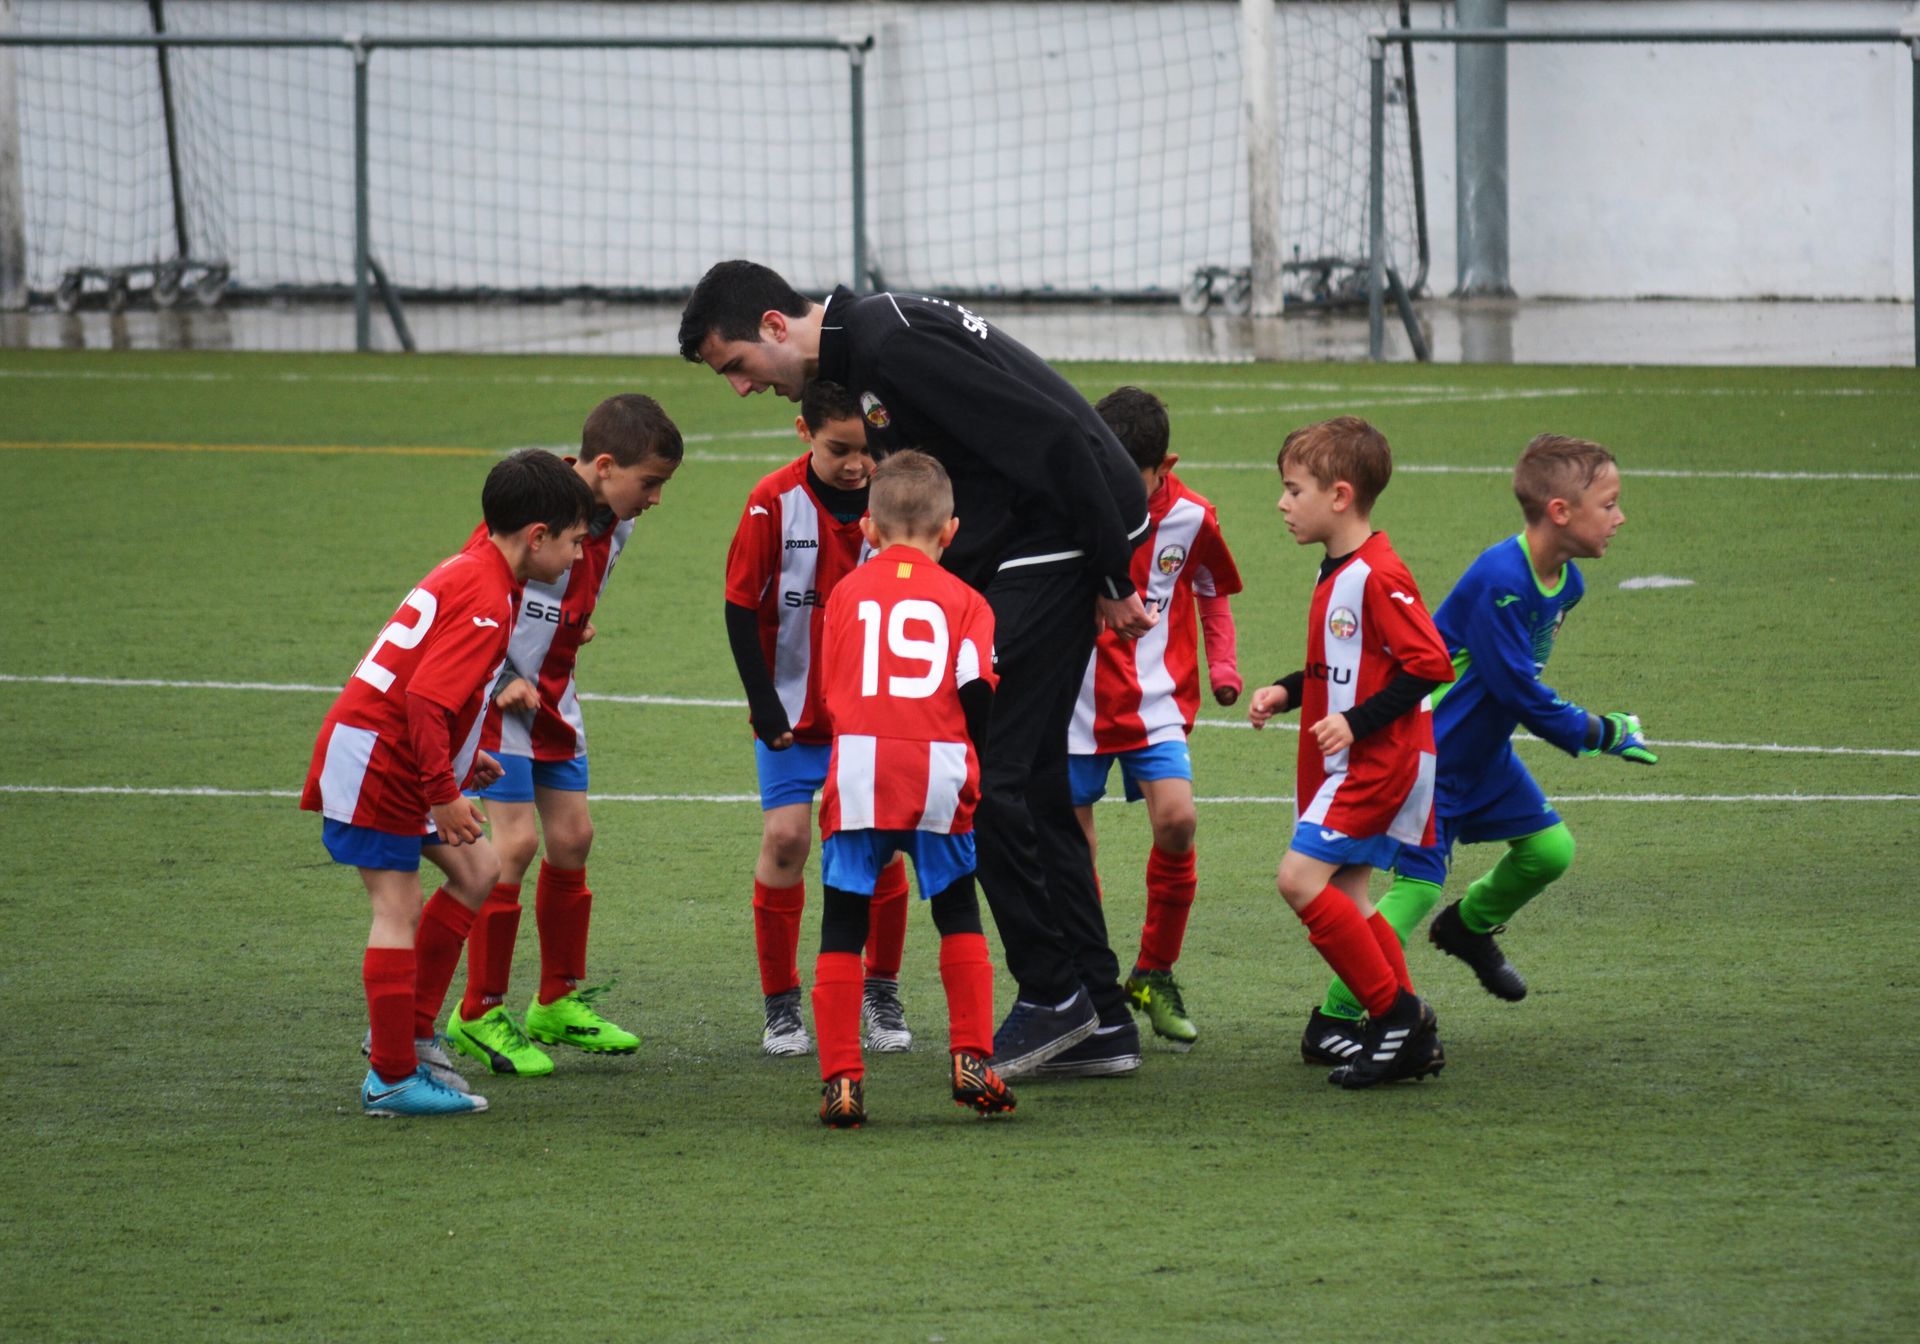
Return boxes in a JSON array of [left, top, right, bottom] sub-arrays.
[[724, 381, 914, 1059], [1068, 386, 1244, 1057], [811, 450, 1012, 1127], [1246, 417, 1455, 1090], [301, 449, 593, 1118], [435, 396, 682, 1079]]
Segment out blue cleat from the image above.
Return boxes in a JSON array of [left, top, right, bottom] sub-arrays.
[[360, 1065, 489, 1118]]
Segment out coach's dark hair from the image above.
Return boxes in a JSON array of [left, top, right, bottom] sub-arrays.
[[868, 449, 953, 540], [484, 448, 595, 537], [1513, 434, 1616, 525], [1095, 385, 1170, 471], [677, 260, 813, 362], [582, 393, 684, 468], [800, 379, 863, 432]]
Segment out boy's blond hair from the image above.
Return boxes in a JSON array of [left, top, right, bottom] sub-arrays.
[[1513, 434, 1616, 524], [868, 450, 953, 539], [1277, 416, 1393, 515]]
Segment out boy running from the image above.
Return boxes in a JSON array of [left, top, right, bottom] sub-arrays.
[[723, 380, 913, 1058], [1305, 435, 1654, 1060], [302, 449, 593, 1117], [1246, 417, 1455, 1090], [812, 451, 1012, 1127], [1068, 386, 1243, 1054], [438, 395, 683, 1077]]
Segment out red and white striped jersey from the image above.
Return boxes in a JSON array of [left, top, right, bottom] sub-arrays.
[[465, 500, 633, 762], [301, 542, 519, 835], [723, 454, 871, 745], [1069, 473, 1242, 753], [1295, 532, 1455, 846], [818, 544, 998, 838]]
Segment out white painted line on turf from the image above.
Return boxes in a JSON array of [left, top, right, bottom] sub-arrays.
[[10, 673, 1917, 760], [1618, 576, 1696, 589], [1179, 462, 1920, 481]]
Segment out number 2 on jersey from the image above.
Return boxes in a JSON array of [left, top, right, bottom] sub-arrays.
[[856, 598, 948, 699], [353, 589, 438, 693]]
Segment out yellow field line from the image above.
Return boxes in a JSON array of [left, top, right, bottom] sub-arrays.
[[0, 439, 490, 458]]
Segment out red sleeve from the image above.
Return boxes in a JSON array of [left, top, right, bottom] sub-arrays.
[[1186, 507, 1243, 598], [723, 485, 780, 609], [405, 693, 459, 805], [408, 578, 513, 714], [1368, 566, 1455, 683], [1197, 592, 1240, 690]]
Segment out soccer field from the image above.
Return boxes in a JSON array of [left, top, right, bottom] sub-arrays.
[[2, 350, 1916, 1342]]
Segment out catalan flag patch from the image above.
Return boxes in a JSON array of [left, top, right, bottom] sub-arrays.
[[896, 562, 913, 578]]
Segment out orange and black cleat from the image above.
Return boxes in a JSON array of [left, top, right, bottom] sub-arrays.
[[951, 1051, 1016, 1117], [820, 1076, 866, 1129]]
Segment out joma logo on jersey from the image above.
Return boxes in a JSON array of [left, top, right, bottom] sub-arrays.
[[784, 538, 817, 551], [524, 599, 585, 628], [782, 590, 824, 608], [1156, 544, 1186, 576], [1306, 661, 1353, 686], [1327, 606, 1358, 640]]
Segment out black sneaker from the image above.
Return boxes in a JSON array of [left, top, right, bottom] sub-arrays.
[[1033, 1018, 1143, 1078], [1429, 900, 1528, 1002], [989, 988, 1098, 1080], [1300, 1007, 1367, 1066], [1327, 990, 1443, 1090]]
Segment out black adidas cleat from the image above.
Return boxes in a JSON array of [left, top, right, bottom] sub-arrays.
[[820, 1076, 866, 1129], [1300, 1008, 1367, 1067], [951, 1051, 1016, 1117], [1429, 900, 1528, 1002], [1328, 990, 1443, 1090]]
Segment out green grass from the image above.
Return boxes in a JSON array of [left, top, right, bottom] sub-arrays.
[[1, 351, 1916, 1342]]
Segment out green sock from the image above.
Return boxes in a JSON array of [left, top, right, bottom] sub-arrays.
[[1457, 822, 1576, 933], [1319, 875, 1444, 1020]]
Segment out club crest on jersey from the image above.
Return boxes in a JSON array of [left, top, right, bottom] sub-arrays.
[[861, 392, 890, 429], [1156, 543, 1187, 576], [1327, 606, 1358, 640]]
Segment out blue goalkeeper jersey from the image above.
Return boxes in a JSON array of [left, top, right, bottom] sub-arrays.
[[1430, 534, 1591, 816]]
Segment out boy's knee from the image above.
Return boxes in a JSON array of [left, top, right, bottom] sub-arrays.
[[1512, 823, 1575, 884], [1151, 810, 1196, 854], [761, 817, 811, 872], [545, 817, 594, 868]]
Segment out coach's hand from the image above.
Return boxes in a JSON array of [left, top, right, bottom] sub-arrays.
[[430, 797, 489, 847], [1096, 591, 1157, 640], [496, 679, 539, 714], [1598, 711, 1658, 765]]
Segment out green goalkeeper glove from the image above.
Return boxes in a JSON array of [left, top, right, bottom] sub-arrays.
[[1592, 711, 1658, 765]]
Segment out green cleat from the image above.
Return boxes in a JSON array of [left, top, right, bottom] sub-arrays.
[[1125, 968, 1199, 1046], [524, 983, 639, 1054], [448, 1004, 555, 1077]]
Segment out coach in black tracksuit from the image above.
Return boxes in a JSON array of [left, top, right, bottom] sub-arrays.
[[680, 262, 1155, 1078]]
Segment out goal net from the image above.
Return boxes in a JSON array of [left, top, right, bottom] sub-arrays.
[[6, 1, 1425, 310]]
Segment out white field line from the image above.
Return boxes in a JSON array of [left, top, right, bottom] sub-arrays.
[[5, 673, 1918, 761], [2, 784, 1911, 806], [1180, 462, 1920, 481]]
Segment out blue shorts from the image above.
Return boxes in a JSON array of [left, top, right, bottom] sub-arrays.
[[322, 817, 435, 872], [754, 739, 832, 810], [1288, 819, 1403, 871], [822, 829, 977, 899], [1068, 739, 1193, 807], [469, 751, 589, 803], [1397, 767, 1561, 885]]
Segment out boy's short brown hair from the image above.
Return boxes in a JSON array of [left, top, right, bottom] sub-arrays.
[[582, 393, 683, 468], [868, 449, 953, 539], [1513, 434, 1616, 524], [1277, 416, 1393, 514]]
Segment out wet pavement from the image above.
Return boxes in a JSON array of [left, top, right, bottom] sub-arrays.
[[2, 295, 1913, 367]]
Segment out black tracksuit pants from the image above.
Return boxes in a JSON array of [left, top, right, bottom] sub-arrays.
[[973, 566, 1127, 1023]]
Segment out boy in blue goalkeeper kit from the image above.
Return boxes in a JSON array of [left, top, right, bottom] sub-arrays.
[[1303, 435, 1657, 1060]]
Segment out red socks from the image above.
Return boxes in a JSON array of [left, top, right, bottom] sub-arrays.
[[938, 932, 994, 1058], [364, 946, 417, 1083], [753, 878, 805, 997], [865, 858, 910, 980], [1298, 887, 1398, 1017], [1368, 911, 1414, 994], [811, 951, 865, 1082], [1137, 844, 1197, 973], [534, 861, 591, 1006], [459, 882, 523, 1022], [412, 889, 476, 1039]]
